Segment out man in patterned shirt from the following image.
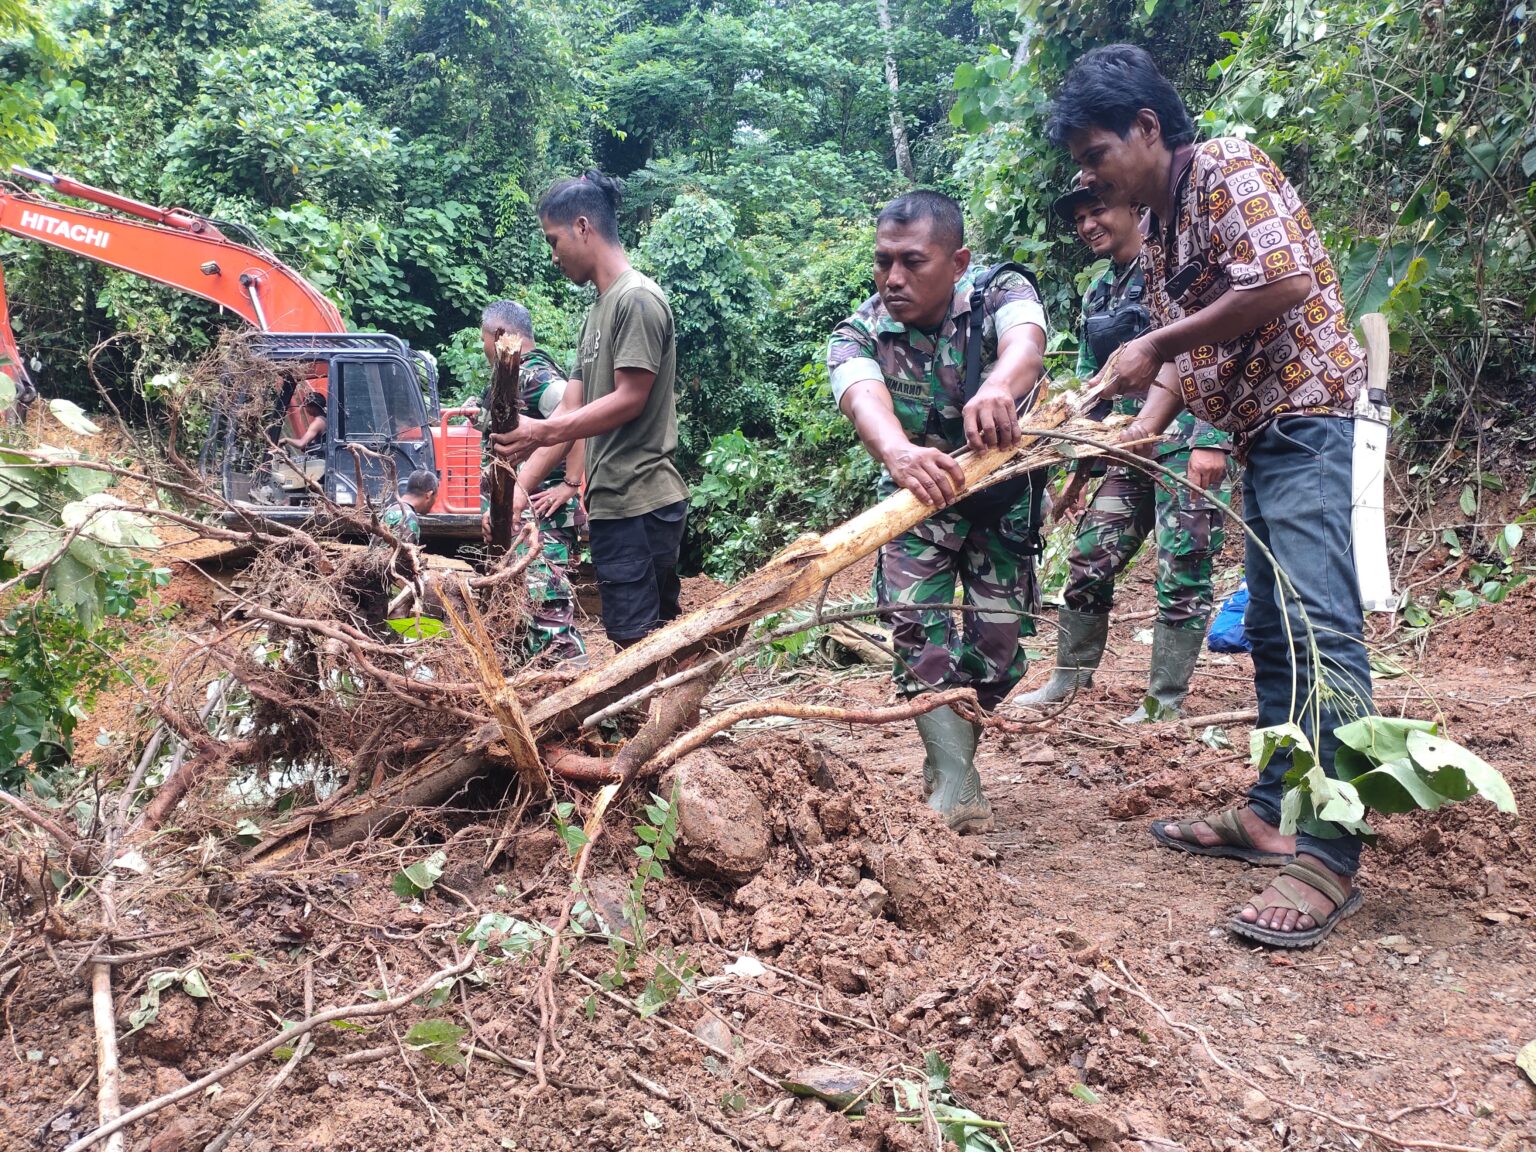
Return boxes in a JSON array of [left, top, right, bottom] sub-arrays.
[[479, 300, 586, 664], [1048, 45, 1374, 947], [1019, 178, 1233, 722], [828, 190, 1048, 834]]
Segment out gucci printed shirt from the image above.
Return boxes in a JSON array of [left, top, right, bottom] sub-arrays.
[[1142, 138, 1367, 456]]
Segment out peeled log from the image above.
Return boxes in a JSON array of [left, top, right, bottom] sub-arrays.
[[523, 396, 1082, 736]]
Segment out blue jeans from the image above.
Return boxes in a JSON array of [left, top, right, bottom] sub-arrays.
[[1241, 416, 1374, 877]]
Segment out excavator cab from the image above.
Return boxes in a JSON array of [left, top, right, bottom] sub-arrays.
[[203, 333, 482, 539]]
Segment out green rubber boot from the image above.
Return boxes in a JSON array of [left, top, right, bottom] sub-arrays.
[[916, 705, 993, 834], [1015, 608, 1109, 707], [1122, 622, 1205, 723]]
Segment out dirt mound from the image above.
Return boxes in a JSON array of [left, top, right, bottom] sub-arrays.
[[1422, 579, 1536, 669]]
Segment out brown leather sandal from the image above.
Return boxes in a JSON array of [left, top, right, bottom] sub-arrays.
[[1227, 857, 1364, 949], [1149, 808, 1294, 866]]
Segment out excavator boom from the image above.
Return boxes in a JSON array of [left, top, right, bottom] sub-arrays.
[[0, 175, 344, 333]]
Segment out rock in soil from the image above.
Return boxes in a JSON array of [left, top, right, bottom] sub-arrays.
[[1046, 1097, 1130, 1143], [666, 749, 771, 883]]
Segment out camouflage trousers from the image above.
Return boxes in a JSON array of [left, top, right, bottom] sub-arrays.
[[519, 517, 586, 663], [874, 505, 1038, 711], [1063, 450, 1231, 630]]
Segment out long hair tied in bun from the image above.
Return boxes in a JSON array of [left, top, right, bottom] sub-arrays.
[[538, 168, 624, 241]]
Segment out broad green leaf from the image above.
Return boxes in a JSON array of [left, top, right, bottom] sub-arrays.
[[1497, 523, 1523, 559], [61, 495, 160, 548], [1200, 726, 1232, 751], [404, 850, 447, 890], [181, 969, 211, 998], [1309, 767, 1366, 826], [1334, 716, 1438, 765], [1251, 722, 1311, 773], [47, 399, 100, 435], [1406, 730, 1517, 813], [0, 464, 40, 509], [66, 466, 113, 497], [386, 616, 445, 640], [6, 524, 66, 570], [403, 1018, 465, 1066], [1459, 485, 1477, 517], [1347, 760, 1448, 813], [0, 374, 15, 411], [1368, 654, 1406, 679], [1278, 785, 1304, 835]]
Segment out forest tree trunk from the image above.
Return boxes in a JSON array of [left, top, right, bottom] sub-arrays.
[[877, 0, 915, 182]]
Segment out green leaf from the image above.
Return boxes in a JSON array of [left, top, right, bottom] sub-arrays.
[[1459, 484, 1478, 517], [392, 849, 447, 899], [1250, 722, 1312, 773], [1069, 1083, 1101, 1104], [6, 524, 65, 570], [1199, 726, 1232, 751], [48, 399, 100, 435], [1347, 760, 1449, 813], [1497, 523, 1523, 559], [403, 1018, 466, 1066], [180, 968, 211, 998], [0, 374, 15, 411], [404, 850, 446, 890], [1334, 716, 1438, 765], [386, 616, 445, 640], [1368, 654, 1407, 679], [1405, 730, 1518, 813], [923, 1050, 952, 1093]]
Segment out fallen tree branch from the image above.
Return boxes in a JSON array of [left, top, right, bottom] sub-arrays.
[[531, 783, 617, 1092], [650, 688, 981, 773], [89, 874, 124, 1152], [0, 788, 84, 860], [1177, 709, 1259, 729], [61, 949, 477, 1152]]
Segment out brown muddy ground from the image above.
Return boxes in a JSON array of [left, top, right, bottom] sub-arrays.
[[1, 554, 1532, 1152]]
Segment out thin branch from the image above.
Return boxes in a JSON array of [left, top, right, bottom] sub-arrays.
[[62, 950, 477, 1152]]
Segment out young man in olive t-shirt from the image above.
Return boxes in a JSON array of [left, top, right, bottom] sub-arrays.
[[490, 170, 689, 647]]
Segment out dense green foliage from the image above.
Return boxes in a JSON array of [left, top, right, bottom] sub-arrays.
[[0, 391, 166, 781], [2, 0, 1532, 599]]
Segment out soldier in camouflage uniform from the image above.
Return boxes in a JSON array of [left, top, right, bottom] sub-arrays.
[[829, 191, 1048, 834], [480, 301, 587, 664], [1018, 181, 1232, 721], [380, 468, 438, 545]]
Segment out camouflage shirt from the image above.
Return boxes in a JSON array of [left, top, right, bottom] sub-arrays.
[[381, 499, 421, 544], [827, 265, 1047, 461], [477, 346, 579, 530], [1074, 259, 1231, 456]]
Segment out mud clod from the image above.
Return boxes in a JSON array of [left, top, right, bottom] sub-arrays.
[[667, 749, 772, 883]]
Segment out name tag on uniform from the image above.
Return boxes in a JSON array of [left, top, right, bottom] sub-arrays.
[[886, 376, 929, 403]]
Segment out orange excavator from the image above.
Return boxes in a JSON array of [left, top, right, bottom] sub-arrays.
[[0, 166, 485, 539]]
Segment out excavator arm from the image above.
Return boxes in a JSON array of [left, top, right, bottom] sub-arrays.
[[0, 168, 345, 334]]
